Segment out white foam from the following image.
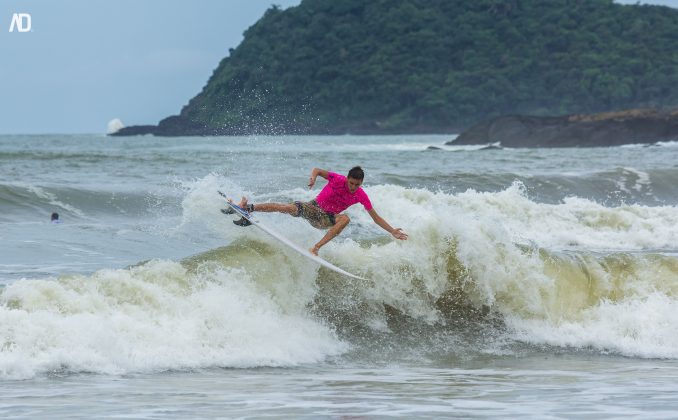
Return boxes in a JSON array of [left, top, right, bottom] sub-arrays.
[[616, 167, 652, 195], [508, 293, 678, 358], [341, 183, 678, 357], [438, 182, 678, 252], [655, 140, 678, 147], [106, 118, 125, 134], [179, 175, 678, 359], [621, 140, 678, 148], [22, 183, 88, 219], [0, 260, 346, 379]]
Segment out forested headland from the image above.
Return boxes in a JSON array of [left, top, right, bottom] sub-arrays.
[[114, 0, 678, 136]]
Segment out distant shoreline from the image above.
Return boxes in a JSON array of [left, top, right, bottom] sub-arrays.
[[109, 115, 462, 137], [109, 108, 678, 148]]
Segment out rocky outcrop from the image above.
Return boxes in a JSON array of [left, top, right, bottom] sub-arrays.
[[110, 116, 457, 136], [110, 115, 214, 137], [110, 116, 212, 137], [449, 109, 678, 147]]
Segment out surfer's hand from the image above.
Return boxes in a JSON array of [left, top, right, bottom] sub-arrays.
[[309, 245, 320, 256], [391, 228, 408, 240]]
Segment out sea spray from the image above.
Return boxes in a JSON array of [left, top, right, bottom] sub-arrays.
[[0, 259, 346, 379], [185, 177, 678, 359], [7, 175, 676, 378], [509, 292, 678, 359]]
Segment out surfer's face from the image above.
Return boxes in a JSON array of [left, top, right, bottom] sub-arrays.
[[347, 177, 363, 193]]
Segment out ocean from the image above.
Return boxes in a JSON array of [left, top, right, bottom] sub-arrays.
[[1, 134, 678, 418]]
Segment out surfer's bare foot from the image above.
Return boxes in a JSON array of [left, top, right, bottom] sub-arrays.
[[237, 196, 248, 208], [309, 245, 320, 256]]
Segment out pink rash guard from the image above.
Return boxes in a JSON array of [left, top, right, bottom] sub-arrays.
[[315, 172, 373, 214]]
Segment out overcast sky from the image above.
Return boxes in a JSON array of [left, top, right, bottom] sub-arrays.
[[1, 0, 676, 134], [1, 1, 301, 134]]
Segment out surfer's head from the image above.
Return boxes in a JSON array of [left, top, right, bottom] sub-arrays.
[[51, 212, 59, 221], [347, 166, 364, 193], [348, 166, 364, 181]]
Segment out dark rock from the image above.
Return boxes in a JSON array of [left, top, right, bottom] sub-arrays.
[[448, 109, 678, 147], [110, 115, 216, 137], [111, 117, 459, 137], [154, 115, 211, 136], [109, 125, 157, 136]]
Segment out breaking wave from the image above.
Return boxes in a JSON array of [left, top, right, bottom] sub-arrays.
[[2, 177, 678, 378]]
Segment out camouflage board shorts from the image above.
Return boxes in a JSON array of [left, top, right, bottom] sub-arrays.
[[293, 200, 336, 229]]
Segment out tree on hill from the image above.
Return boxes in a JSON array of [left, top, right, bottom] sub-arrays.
[[175, 0, 678, 134]]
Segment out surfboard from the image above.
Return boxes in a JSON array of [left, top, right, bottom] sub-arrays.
[[217, 191, 366, 281]]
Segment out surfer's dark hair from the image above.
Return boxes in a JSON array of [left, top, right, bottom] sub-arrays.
[[348, 166, 364, 180]]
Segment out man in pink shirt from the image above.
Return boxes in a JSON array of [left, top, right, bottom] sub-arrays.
[[231, 166, 408, 255]]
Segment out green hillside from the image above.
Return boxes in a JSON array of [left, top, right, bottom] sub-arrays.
[[177, 0, 678, 134]]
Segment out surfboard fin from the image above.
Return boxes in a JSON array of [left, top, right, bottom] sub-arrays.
[[233, 217, 252, 227], [221, 208, 235, 215]]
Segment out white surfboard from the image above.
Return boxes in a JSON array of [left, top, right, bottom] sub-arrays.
[[218, 191, 366, 281]]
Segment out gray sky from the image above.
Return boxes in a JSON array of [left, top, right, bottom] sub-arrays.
[[1, 0, 676, 134], [1, 0, 300, 134]]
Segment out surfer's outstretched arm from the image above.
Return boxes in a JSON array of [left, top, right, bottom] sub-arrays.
[[308, 167, 329, 189], [368, 209, 408, 240]]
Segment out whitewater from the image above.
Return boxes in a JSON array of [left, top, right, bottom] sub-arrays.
[[1, 134, 678, 417]]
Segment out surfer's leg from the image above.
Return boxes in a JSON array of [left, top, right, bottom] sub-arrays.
[[235, 197, 296, 214], [310, 214, 350, 255], [251, 203, 297, 215]]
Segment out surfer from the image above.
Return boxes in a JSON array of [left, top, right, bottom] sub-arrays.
[[231, 166, 408, 255]]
